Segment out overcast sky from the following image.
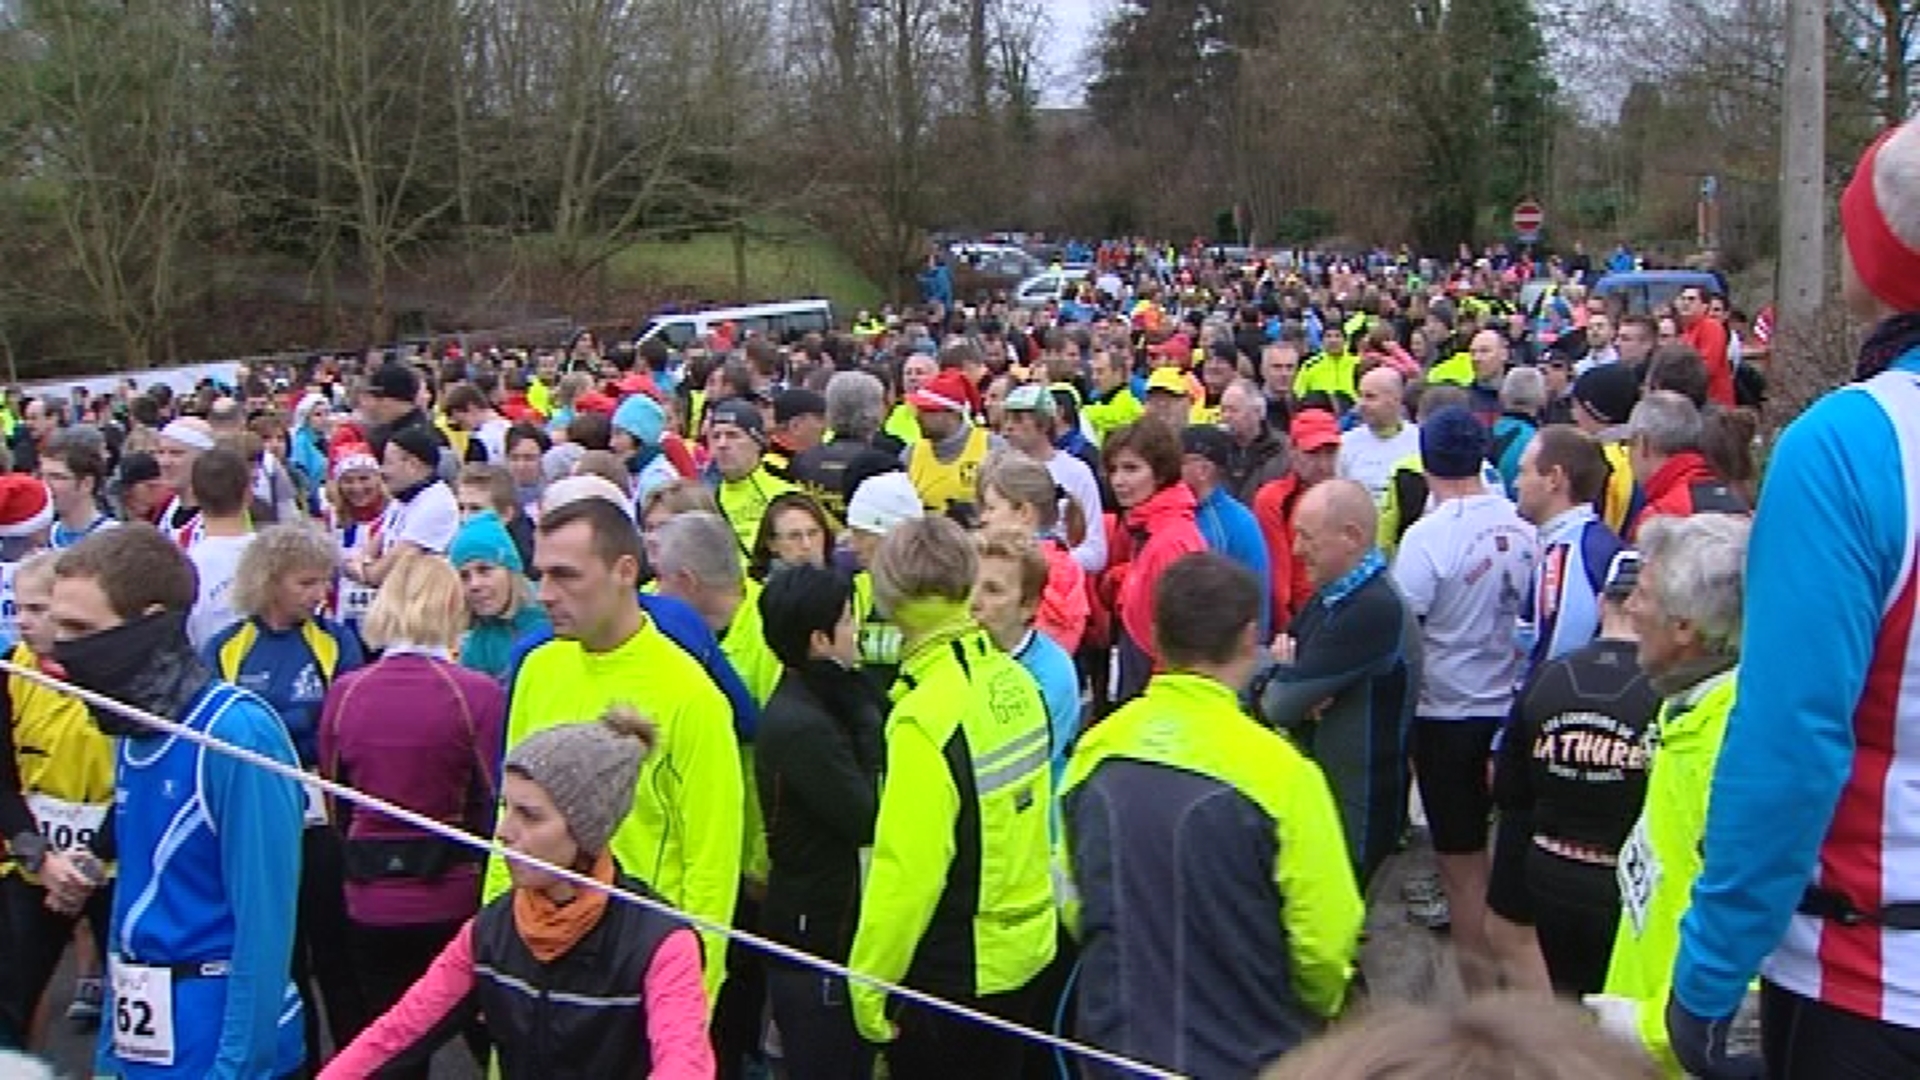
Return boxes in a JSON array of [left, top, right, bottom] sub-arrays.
[[1041, 0, 1107, 107]]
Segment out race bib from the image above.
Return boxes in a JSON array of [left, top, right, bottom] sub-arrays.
[[302, 774, 329, 828], [110, 960, 176, 1066], [336, 581, 377, 623], [26, 793, 109, 854], [1617, 815, 1659, 936]]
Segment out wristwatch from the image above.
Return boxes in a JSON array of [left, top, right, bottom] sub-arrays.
[[8, 830, 48, 875]]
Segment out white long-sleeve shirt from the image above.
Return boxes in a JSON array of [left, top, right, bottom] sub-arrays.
[[1043, 450, 1108, 575]]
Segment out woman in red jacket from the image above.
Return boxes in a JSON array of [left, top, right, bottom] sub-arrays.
[[1101, 417, 1206, 703]]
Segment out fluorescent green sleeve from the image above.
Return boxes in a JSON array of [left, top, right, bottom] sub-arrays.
[[481, 666, 544, 904], [846, 715, 959, 1042], [670, 688, 745, 1004], [1272, 756, 1363, 1017]]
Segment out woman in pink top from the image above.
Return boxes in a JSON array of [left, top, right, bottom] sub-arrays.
[[318, 555, 504, 1076], [321, 704, 713, 1079]]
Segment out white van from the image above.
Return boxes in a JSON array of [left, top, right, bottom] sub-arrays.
[[632, 299, 835, 350], [1011, 268, 1090, 309]]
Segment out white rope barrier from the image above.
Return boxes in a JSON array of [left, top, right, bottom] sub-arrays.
[[0, 658, 1187, 1080]]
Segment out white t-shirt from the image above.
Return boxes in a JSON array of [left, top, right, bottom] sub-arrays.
[[187, 534, 256, 651], [1338, 422, 1422, 505], [1391, 492, 1537, 719], [472, 416, 511, 464], [382, 480, 460, 555], [1042, 450, 1108, 575]]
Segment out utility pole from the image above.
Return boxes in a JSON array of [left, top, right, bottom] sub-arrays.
[[1776, 0, 1825, 413]]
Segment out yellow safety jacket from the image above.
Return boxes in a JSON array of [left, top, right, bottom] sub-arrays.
[[4, 643, 114, 882], [717, 466, 797, 556], [1427, 351, 1476, 388], [906, 425, 990, 515], [720, 579, 781, 886], [1292, 350, 1358, 404], [883, 402, 922, 446], [847, 615, 1057, 1041]]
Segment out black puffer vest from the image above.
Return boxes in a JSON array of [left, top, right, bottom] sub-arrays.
[[472, 873, 686, 1079]]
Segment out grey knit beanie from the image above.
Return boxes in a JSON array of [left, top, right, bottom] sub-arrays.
[[503, 706, 657, 857]]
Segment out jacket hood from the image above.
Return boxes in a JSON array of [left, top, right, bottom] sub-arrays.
[[1126, 482, 1198, 532]]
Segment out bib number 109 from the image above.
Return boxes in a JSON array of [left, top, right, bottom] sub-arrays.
[[26, 793, 107, 854]]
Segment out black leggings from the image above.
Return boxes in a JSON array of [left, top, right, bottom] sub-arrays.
[[0, 872, 112, 1048], [294, 827, 366, 1065], [1762, 980, 1920, 1079]]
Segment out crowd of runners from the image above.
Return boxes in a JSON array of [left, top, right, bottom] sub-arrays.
[[0, 120, 1918, 1080]]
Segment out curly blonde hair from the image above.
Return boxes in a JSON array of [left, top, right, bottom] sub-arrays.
[[231, 523, 340, 618]]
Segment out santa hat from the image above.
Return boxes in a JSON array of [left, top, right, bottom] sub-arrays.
[[1843, 120, 1920, 312], [331, 443, 380, 481], [0, 476, 53, 539]]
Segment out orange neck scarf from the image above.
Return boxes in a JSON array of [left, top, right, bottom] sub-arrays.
[[513, 850, 615, 963]]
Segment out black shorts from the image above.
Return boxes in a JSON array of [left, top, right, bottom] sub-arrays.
[[1484, 813, 1535, 924], [1411, 717, 1502, 855]]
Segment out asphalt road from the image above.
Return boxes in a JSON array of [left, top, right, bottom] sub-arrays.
[[31, 846, 1459, 1078]]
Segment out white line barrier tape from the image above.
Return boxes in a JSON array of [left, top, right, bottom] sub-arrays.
[[0, 658, 1187, 1080]]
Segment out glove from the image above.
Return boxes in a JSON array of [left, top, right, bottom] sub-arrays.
[[1665, 994, 1764, 1080]]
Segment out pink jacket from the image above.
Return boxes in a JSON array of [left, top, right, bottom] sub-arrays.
[[318, 920, 714, 1079]]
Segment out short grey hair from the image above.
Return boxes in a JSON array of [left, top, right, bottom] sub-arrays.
[[1628, 390, 1702, 455], [1637, 512, 1749, 654], [1223, 378, 1263, 406], [825, 370, 885, 440], [1499, 366, 1547, 414], [651, 511, 742, 589]]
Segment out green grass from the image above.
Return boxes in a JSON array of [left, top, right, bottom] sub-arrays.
[[606, 218, 884, 315]]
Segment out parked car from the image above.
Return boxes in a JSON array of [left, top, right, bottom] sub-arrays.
[[1011, 268, 1091, 309], [1592, 269, 1726, 315], [632, 298, 834, 349]]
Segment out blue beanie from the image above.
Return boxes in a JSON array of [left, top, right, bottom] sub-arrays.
[[449, 511, 523, 574], [612, 394, 666, 448], [1420, 405, 1490, 480]]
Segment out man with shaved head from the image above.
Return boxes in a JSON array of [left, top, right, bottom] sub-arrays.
[[1337, 366, 1419, 504], [1255, 478, 1420, 888]]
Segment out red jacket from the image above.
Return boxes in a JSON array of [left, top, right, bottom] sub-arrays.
[[1251, 473, 1314, 629], [1036, 539, 1090, 654], [1105, 484, 1206, 664], [1630, 450, 1748, 539], [1682, 315, 1734, 407]]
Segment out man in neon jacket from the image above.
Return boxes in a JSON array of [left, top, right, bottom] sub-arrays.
[[1672, 121, 1920, 1079], [1062, 552, 1362, 1078]]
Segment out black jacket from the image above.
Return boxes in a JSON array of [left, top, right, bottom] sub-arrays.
[[789, 436, 902, 527], [755, 660, 884, 965]]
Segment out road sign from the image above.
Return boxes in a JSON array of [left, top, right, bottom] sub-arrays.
[[1512, 200, 1545, 240]]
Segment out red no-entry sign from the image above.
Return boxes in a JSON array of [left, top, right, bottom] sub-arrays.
[[1512, 200, 1545, 237]]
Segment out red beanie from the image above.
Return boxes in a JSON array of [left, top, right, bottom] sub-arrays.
[[1842, 123, 1920, 313]]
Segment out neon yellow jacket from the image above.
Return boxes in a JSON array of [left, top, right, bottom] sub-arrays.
[[883, 402, 921, 446], [847, 614, 1057, 1041], [721, 579, 781, 886], [1083, 386, 1144, 445], [490, 618, 743, 1002], [1059, 673, 1362, 1019], [717, 466, 796, 556], [1603, 666, 1738, 1075], [1427, 351, 1476, 387], [1292, 350, 1358, 403]]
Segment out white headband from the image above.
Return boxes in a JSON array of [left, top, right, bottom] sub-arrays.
[[158, 419, 215, 452]]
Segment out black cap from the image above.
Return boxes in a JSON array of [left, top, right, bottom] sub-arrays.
[[707, 398, 767, 446], [367, 362, 420, 403], [773, 388, 827, 425], [1181, 425, 1235, 470], [1572, 364, 1640, 427], [388, 425, 441, 470]]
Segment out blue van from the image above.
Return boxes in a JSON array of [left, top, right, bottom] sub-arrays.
[[1592, 270, 1726, 314]]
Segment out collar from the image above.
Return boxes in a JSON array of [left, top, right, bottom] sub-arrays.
[[1654, 654, 1738, 704], [382, 642, 454, 662], [1538, 503, 1598, 543], [1320, 548, 1387, 609], [394, 475, 438, 503]]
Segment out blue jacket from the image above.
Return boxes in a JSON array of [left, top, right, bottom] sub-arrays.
[[1194, 484, 1273, 639], [201, 616, 365, 766], [105, 682, 306, 1079], [506, 592, 760, 742], [1675, 349, 1920, 1020], [1013, 628, 1081, 791]]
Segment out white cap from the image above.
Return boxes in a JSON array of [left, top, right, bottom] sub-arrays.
[[542, 474, 635, 520], [846, 472, 924, 536]]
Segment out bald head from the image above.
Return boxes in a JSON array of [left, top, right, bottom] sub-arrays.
[[1469, 329, 1509, 385], [1295, 478, 1377, 588], [1357, 366, 1406, 432]]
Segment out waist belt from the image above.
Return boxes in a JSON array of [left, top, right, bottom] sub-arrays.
[[1532, 834, 1618, 867], [1798, 886, 1920, 931], [342, 835, 485, 883]]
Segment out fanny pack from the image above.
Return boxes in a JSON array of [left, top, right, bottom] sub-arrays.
[[342, 836, 484, 883]]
